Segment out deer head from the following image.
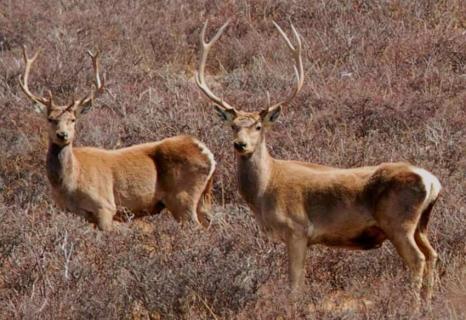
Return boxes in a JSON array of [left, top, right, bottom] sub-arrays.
[[19, 46, 104, 146], [196, 20, 304, 156]]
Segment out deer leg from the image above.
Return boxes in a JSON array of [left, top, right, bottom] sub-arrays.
[[153, 201, 166, 215], [196, 205, 211, 228], [164, 194, 201, 226], [181, 205, 201, 226], [95, 208, 116, 231], [196, 179, 213, 228], [286, 236, 308, 292], [389, 232, 426, 305], [415, 229, 438, 302]]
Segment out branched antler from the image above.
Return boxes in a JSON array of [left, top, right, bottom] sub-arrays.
[[269, 21, 304, 109], [195, 20, 304, 112], [195, 20, 235, 111], [18, 46, 50, 106], [19, 47, 105, 111], [77, 50, 104, 107]]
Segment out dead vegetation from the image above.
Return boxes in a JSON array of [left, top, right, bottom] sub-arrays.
[[0, 0, 465, 319]]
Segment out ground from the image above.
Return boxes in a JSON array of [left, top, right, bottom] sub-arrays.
[[0, 0, 465, 319]]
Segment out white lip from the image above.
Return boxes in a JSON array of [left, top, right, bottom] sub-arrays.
[[235, 148, 253, 155], [55, 138, 70, 145]]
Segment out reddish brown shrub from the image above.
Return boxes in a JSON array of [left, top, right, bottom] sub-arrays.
[[0, 0, 464, 318]]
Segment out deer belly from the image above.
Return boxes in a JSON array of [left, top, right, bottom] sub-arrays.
[[319, 226, 387, 250], [114, 185, 157, 213]]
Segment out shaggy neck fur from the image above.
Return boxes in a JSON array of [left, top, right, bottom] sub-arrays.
[[237, 136, 272, 211], [46, 142, 76, 188]]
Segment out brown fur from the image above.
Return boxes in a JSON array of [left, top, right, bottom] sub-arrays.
[[19, 48, 216, 231], [196, 20, 442, 304], [46, 132, 215, 231], [229, 111, 441, 303]]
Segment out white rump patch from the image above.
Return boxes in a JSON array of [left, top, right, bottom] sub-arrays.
[[411, 167, 442, 211], [192, 138, 216, 182]]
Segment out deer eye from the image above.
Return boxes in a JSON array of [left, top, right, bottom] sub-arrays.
[[71, 119, 76, 123], [256, 125, 262, 131], [48, 118, 57, 124]]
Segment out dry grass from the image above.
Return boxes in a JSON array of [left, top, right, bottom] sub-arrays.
[[0, 0, 465, 319]]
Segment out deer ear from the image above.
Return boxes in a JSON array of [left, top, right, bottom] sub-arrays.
[[35, 91, 53, 115], [261, 105, 281, 125], [214, 105, 237, 123], [33, 103, 47, 115], [75, 101, 92, 116]]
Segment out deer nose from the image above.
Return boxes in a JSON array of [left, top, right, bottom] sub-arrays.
[[56, 131, 68, 140], [234, 141, 247, 151]]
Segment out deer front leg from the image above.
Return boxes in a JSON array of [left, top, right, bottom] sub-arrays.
[[286, 235, 308, 292]]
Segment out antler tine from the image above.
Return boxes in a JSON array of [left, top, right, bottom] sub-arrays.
[[195, 19, 235, 111], [270, 21, 304, 110], [87, 50, 103, 91], [272, 21, 295, 51], [79, 50, 104, 106], [18, 45, 50, 106], [291, 23, 304, 92]]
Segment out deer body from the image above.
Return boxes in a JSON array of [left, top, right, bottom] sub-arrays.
[[237, 134, 441, 303], [237, 138, 441, 252], [19, 48, 215, 230], [236, 144, 376, 245], [46, 136, 215, 230], [195, 20, 441, 303]]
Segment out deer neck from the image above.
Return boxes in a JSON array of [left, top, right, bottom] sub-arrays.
[[237, 138, 273, 211], [46, 142, 77, 189]]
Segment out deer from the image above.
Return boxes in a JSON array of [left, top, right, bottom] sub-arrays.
[[195, 20, 442, 303], [18, 46, 216, 231]]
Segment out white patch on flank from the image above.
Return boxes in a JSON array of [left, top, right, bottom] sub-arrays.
[[411, 167, 442, 211], [192, 138, 216, 181]]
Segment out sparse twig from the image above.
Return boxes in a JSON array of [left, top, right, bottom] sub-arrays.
[[60, 231, 74, 281], [188, 287, 219, 320]]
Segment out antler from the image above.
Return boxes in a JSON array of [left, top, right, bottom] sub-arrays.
[[18, 46, 50, 106], [195, 20, 303, 112], [269, 21, 304, 109], [75, 50, 104, 107], [195, 20, 235, 111]]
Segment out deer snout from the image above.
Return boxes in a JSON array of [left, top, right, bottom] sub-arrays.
[[56, 131, 68, 140], [234, 141, 247, 152]]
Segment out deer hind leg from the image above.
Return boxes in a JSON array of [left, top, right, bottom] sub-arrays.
[[196, 203, 211, 228], [196, 176, 213, 228], [153, 201, 166, 215], [414, 229, 437, 302], [163, 172, 211, 226], [286, 236, 308, 293], [374, 171, 429, 305], [95, 207, 116, 231], [414, 199, 438, 302], [164, 192, 201, 226], [388, 230, 425, 305], [378, 204, 425, 304]]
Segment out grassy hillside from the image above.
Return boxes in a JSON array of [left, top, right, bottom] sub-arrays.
[[0, 0, 465, 318]]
